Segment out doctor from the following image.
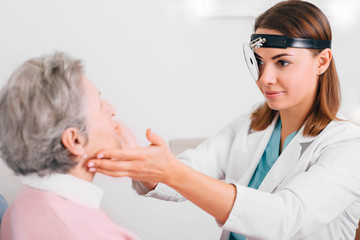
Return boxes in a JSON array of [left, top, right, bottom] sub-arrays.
[[88, 1, 360, 239]]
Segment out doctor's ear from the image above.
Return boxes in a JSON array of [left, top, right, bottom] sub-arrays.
[[61, 127, 87, 159], [316, 48, 332, 75]]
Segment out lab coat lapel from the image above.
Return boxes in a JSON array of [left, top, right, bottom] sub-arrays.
[[258, 128, 316, 193], [239, 115, 279, 185]]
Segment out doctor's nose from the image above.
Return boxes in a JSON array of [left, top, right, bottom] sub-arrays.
[[258, 66, 277, 85]]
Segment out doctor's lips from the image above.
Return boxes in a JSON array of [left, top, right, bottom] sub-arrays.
[[263, 90, 285, 99]]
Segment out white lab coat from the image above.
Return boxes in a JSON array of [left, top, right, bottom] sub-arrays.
[[133, 109, 360, 240]]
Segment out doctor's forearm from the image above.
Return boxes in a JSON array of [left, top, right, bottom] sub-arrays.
[[165, 160, 236, 223]]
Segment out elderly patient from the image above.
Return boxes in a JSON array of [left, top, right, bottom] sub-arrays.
[[0, 52, 138, 240]]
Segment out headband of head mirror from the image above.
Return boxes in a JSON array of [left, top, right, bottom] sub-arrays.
[[243, 34, 332, 80]]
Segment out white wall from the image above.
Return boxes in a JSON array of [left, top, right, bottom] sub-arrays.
[[0, 1, 359, 239]]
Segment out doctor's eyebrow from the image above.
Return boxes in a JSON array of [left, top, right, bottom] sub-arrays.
[[254, 52, 263, 59], [254, 52, 293, 60], [271, 53, 293, 60]]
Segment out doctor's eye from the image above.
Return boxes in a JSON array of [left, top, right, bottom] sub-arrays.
[[277, 60, 290, 67], [256, 58, 265, 74], [256, 58, 264, 66]]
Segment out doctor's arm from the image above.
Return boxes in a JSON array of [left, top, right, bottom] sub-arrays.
[[89, 129, 237, 223], [89, 124, 360, 239]]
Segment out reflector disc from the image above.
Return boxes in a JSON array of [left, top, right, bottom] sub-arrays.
[[243, 43, 259, 80]]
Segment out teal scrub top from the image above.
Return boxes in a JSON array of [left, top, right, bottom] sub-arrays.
[[0, 194, 9, 225], [229, 119, 297, 240]]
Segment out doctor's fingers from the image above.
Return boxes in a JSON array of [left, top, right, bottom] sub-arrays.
[[94, 168, 131, 178], [146, 128, 167, 147], [88, 159, 165, 181], [96, 147, 149, 161], [88, 159, 144, 176]]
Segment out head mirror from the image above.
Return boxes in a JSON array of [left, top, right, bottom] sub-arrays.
[[243, 34, 331, 81], [243, 42, 259, 81]]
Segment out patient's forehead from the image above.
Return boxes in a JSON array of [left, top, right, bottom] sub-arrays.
[[81, 75, 99, 97]]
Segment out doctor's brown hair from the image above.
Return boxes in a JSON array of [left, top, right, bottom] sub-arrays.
[[250, 0, 341, 136]]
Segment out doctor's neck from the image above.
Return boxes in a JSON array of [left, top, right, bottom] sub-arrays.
[[279, 108, 310, 137]]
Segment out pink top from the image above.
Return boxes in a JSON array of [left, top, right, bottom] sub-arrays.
[[0, 174, 139, 240]]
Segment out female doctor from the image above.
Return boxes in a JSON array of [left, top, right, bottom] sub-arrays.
[[88, 1, 360, 239]]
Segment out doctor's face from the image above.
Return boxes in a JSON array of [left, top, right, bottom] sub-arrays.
[[82, 76, 122, 157], [254, 29, 319, 115]]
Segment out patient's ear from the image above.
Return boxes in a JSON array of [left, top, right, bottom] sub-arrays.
[[61, 127, 86, 159]]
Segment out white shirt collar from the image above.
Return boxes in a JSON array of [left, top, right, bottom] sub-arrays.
[[20, 173, 103, 209]]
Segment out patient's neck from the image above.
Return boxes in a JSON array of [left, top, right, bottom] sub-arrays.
[[69, 159, 95, 182]]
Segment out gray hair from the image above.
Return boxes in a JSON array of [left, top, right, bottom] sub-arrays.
[[0, 52, 88, 176]]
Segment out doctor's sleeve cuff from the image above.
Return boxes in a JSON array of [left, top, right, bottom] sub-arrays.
[[217, 183, 247, 231], [219, 183, 298, 240], [132, 180, 151, 195]]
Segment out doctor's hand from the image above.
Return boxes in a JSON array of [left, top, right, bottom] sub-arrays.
[[87, 129, 183, 189], [88, 129, 237, 223]]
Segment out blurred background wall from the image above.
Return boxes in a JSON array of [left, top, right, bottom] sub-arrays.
[[0, 0, 359, 239]]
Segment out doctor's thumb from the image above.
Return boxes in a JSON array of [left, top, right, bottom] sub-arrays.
[[146, 128, 166, 147]]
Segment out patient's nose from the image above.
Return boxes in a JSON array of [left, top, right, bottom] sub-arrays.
[[103, 100, 116, 116]]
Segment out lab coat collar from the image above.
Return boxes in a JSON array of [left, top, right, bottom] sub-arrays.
[[20, 173, 103, 209], [240, 115, 279, 186], [257, 122, 317, 193]]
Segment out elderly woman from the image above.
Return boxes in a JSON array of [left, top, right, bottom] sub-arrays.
[[0, 52, 138, 240]]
